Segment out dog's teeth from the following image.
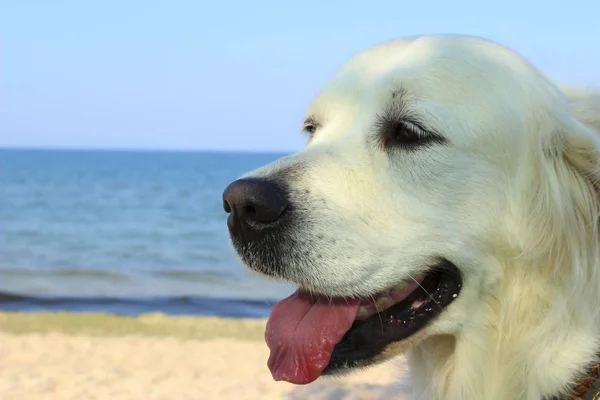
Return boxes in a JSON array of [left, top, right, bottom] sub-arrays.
[[390, 283, 408, 298], [356, 306, 370, 319], [411, 299, 428, 310], [376, 296, 393, 310]]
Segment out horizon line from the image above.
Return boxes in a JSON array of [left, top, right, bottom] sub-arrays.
[[0, 145, 298, 154]]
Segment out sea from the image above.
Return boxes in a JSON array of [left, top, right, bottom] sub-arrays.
[[0, 148, 297, 318]]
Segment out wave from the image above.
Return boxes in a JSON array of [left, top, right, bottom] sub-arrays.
[[0, 268, 127, 280], [0, 290, 276, 318], [0, 267, 239, 286], [151, 269, 233, 282]]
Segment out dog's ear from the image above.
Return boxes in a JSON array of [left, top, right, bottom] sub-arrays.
[[520, 85, 600, 273], [527, 88, 600, 273]]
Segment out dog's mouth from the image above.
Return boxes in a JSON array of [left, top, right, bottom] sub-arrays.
[[264, 260, 462, 385]]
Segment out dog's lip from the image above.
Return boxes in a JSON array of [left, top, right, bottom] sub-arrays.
[[263, 273, 427, 385], [323, 260, 463, 375]]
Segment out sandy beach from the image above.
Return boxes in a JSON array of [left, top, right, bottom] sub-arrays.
[[0, 312, 408, 400]]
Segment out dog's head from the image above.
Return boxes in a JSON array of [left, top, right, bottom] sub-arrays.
[[222, 35, 600, 385]]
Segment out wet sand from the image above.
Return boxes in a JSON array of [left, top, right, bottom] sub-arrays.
[[0, 312, 408, 400]]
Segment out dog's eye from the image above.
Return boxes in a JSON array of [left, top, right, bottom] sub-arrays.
[[303, 123, 317, 135], [379, 119, 446, 151], [302, 116, 320, 139]]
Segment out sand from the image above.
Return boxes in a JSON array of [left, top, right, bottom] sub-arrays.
[[0, 312, 408, 400]]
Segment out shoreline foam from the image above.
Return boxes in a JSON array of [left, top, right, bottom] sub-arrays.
[[0, 290, 275, 318]]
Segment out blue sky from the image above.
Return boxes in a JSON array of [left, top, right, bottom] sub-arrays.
[[1, 1, 598, 152]]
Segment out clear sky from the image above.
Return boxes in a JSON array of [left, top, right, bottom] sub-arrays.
[[1, 1, 598, 152]]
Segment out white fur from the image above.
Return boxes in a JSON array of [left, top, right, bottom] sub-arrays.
[[243, 35, 600, 399]]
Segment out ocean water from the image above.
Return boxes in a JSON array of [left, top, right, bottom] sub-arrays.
[[0, 149, 296, 317]]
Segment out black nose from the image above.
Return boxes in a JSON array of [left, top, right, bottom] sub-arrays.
[[222, 178, 288, 239]]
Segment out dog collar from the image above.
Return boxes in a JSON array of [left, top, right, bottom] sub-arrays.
[[561, 361, 600, 400]]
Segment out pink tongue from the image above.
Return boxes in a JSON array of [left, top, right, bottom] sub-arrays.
[[265, 290, 361, 385]]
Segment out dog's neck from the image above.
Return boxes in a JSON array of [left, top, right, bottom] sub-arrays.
[[405, 260, 600, 400]]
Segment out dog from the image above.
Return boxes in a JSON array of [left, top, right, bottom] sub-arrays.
[[222, 35, 600, 400]]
